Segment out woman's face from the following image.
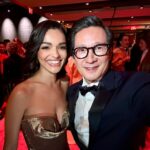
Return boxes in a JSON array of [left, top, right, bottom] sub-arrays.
[[38, 29, 67, 75], [120, 35, 130, 49], [139, 39, 147, 52]]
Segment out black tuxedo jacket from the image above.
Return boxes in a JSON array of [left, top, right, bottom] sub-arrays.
[[67, 70, 150, 150]]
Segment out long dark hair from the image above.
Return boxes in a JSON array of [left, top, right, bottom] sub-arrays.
[[23, 20, 68, 80]]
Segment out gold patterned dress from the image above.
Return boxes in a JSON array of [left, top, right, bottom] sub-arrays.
[[21, 112, 70, 150]]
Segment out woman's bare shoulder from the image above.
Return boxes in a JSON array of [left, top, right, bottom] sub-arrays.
[[9, 79, 34, 100], [5, 81, 31, 112]]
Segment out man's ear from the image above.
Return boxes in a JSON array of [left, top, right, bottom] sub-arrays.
[[109, 49, 113, 61]]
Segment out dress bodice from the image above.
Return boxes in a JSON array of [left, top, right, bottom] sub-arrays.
[[21, 112, 70, 150]]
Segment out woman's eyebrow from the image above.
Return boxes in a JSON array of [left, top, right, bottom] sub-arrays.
[[41, 42, 52, 45], [41, 42, 66, 45]]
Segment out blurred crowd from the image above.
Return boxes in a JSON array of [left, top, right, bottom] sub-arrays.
[[111, 30, 150, 73], [0, 38, 26, 111]]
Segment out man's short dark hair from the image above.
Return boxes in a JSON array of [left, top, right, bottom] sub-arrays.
[[69, 16, 112, 55]]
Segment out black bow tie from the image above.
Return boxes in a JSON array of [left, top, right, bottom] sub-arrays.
[[79, 85, 98, 96]]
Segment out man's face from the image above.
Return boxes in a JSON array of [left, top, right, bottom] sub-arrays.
[[73, 26, 111, 83]]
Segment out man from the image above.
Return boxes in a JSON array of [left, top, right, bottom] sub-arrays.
[[67, 16, 150, 150]]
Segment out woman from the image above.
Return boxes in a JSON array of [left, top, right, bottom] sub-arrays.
[[111, 33, 130, 71], [137, 30, 150, 73], [4, 20, 70, 150]]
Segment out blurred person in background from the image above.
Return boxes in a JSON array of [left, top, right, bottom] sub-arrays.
[[3, 40, 25, 96], [137, 30, 150, 73], [65, 56, 82, 85], [111, 33, 130, 71], [0, 42, 9, 110], [0, 42, 9, 75]]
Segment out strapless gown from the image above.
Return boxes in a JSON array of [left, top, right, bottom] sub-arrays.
[[21, 112, 70, 150]]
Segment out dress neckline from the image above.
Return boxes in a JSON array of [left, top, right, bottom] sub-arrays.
[[23, 113, 57, 120]]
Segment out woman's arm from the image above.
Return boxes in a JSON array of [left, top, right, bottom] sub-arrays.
[[3, 86, 28, 150]]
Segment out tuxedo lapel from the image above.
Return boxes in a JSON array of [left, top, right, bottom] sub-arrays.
[[88, 70, 121, 147], [68, 80, 88, 149], [69, 90, 79, 124], [68, 81, 82, 124], [88, 88, 115, 146]]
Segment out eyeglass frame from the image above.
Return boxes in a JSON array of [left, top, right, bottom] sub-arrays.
[[72, 43, 111, 59]]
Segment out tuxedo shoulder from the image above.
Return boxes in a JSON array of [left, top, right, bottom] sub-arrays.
[[105, 70, 150, 91], [128, 71, 150, 82], [120, 71, 150, 90], [115, 70, 150, 81]]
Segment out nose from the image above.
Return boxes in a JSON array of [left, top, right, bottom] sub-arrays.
[[86, 49, 96, 63], [51, 48, 60, 58]]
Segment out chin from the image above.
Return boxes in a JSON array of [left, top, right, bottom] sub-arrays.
[[49, 68, 61, 74], [84, 76, 99, 83]]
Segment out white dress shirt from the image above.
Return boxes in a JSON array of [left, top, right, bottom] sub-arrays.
[[74, 78, 99, 147]]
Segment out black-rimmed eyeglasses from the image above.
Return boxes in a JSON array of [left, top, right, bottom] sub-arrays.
[[73, 44, 111, 59]]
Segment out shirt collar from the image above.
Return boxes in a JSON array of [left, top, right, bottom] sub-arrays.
[[82, 78, 99, 87], [80, 70, 122, 90]]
